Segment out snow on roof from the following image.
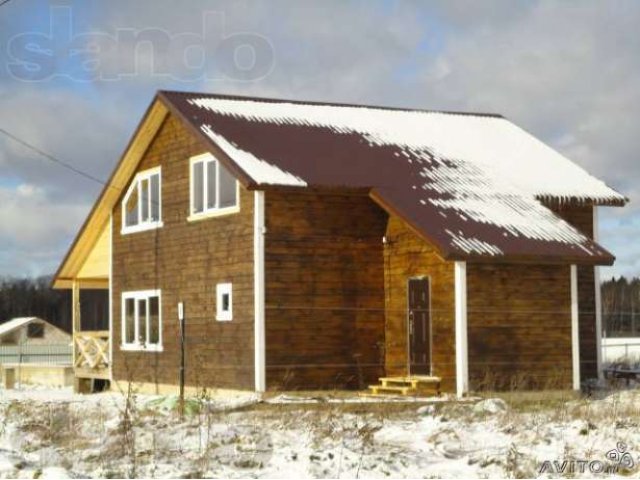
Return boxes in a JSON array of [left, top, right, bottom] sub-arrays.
[[201, 125, 307, 186], [186, 95, 623, 204], [0, 317, 42, 337], [161, 91, 625, 263]]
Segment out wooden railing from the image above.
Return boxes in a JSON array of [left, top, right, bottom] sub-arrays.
[[74, 330, 109, 372]]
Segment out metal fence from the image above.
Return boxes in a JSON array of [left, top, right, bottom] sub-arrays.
[[0, 344, 73, 365], [602, 337, 640, 365]]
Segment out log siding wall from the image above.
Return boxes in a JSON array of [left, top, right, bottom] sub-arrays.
[[264, 192, 387, 390], [466, 263, 573, 390], [111, 115, 255, 390], [383, 217, 456, 392], [547, 203, 598, 381]]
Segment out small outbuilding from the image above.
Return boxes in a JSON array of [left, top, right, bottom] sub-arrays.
[[0, 317, 73, 388], [0, 317, 70, 346]]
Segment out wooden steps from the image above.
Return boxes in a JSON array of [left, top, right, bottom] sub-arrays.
[[368, 375, 441, 397]]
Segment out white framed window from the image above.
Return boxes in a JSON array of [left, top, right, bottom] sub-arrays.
[[189, 153, 239, 221], [122, 167, 163, 234], [216, 283, 233, 321], [121, 290, 162, 351]]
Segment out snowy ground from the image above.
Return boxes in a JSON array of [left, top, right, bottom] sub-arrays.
[[0, 386, 638, 478]]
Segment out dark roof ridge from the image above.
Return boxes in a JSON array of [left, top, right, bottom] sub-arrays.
[[158, 90, 505, 119]]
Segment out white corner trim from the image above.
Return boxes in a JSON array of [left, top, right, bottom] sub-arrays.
[[454, 261, 468, 398], [108, 214, 113, 381], [593, 207, 604, 381], [570, 264, 581, 390], [254, 191, 266, 392]]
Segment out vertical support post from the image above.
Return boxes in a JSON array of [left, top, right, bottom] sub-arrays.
[[571, 264, 581, 390], [454, 261, 468, 398], [254, 191, 266, 392], [108, 214, 114, 380], [593, 207, 604, 381], [72, 279, 80, 368], [178, 301, 185, 417]]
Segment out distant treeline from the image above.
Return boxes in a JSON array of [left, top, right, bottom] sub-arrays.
[[0, 276, 71, 332], [602, 276, 640, 338]]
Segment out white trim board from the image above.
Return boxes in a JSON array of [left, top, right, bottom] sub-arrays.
[[570, 264, 581, 390], [108, 214, 114, 381], [454, 261, 469, 398], [253, 191, 266, 392]]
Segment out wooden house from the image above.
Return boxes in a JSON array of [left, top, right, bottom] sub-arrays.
[[52, 91, 627, 396]]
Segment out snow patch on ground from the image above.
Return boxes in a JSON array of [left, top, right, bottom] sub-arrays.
[[0, 386, 638, 478]]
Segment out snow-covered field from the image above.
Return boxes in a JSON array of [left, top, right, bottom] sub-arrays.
[[0, 386, 638, 478]]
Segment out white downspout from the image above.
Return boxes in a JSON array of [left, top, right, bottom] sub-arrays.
[[455, 261, 469, 398], [570, 264, 581, 390], [254, 191, 266, 392]]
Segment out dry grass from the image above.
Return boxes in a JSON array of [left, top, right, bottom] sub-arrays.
[[2, 380, 639, 478]]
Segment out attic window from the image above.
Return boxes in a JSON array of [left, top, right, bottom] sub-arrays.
[[189, 153, 239, 221], [122, 167, 163, 234], [27, 323, 44, 338]]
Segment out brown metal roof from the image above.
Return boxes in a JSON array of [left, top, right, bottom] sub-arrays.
[[158, 90, 624, 265]]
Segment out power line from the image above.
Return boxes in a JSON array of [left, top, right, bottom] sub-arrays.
[[0, 127, 109, 188], [0, 0, 12, 7]]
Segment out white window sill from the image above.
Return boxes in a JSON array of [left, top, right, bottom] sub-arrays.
[[188, 206, 240, 222], [120, 344, 164, 353], [121, 221, 164, 235], [216, 315, 233, 322]]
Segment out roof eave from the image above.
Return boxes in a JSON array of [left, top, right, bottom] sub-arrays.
[[443, 250, 616, 266], [536, 194, 629, 208]]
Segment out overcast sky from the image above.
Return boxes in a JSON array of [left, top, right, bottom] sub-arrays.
[[0, 0, 638, 279]]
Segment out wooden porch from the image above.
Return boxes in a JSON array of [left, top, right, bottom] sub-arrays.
[[71, 280, 111, 391], [368, 375, 442, 396], [74, 330, 110, 380]]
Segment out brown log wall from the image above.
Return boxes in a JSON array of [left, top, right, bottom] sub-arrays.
[[467, 263, 573, 390], [264, 191, 388, 390], [112, 114, 255, 390]]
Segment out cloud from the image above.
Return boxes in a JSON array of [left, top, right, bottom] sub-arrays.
[[0, 85, 137, 202], [0, 183, 87, 276]]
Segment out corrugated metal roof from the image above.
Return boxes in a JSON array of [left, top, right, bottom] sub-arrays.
[[0, 317, 40, 337], [160, 91, 625, 264]]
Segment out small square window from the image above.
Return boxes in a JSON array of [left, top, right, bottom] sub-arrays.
[[27, 323, 44, 338], [216, 283, 233, 321]]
